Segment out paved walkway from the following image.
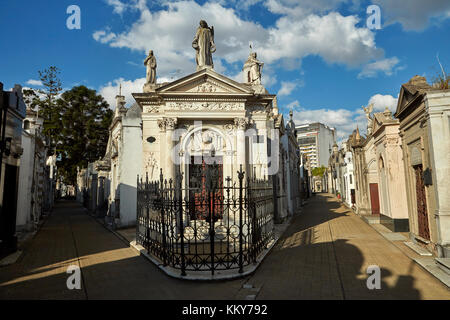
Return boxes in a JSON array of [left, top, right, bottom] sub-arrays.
[[0, 195, 448, 299], [246, 194, 449, 299]]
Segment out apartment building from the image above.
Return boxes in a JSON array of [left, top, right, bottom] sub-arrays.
[[296, 122, 336, 168]]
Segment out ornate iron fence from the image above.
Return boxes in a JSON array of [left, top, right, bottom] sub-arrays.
[[136, 164, 274, 276]]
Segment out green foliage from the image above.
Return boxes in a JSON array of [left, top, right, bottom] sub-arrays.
[[23, 66, 63, 152], [312, 166, 327, 177], [432, 73, 449, 90], [24, 67, 113, 185], [57, 85, 113, 185]]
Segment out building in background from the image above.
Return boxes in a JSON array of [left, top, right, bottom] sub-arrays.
[[0, 83, 26, 257], [296, 122, 336, 169], [340, 140, 355, 208], [77, 90, 142, 229]]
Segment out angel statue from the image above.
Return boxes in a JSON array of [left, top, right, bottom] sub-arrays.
[[363, 103, 374, 135], [144, 50, 157, 85], [192, 20, 216, 71]]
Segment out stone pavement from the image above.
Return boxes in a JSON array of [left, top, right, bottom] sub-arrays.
[[244, 193, 450, 299], [0, 201, 245, 300], [1, 196, 449, 299]]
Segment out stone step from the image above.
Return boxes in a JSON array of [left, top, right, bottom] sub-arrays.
[[361, 215, 380, 224], [0, 250, 22, 267], [414, 257, 450, 288], [404, 241, 432, 256], [435, 258, 450, 275]]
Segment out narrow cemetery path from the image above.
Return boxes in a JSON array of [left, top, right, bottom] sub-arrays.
[[0, 200, 245, 299], [0, 196, 448, 300], [247, 193, 450, 299]]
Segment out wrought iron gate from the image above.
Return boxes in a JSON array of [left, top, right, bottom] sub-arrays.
[[136, 165, 274, 276]]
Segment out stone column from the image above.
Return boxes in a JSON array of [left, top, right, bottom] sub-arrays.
[[165, 117, 177, 182], [234, 118, 248, 170]]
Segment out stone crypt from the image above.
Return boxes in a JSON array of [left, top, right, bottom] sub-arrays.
[[79, 20, 301, 279], [135, 20, 277, 186], [132, 20, 284, 279]]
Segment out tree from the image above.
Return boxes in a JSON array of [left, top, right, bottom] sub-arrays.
[[57, 86, 113, 185], [311, 166, 327, 177], [23, 66, 63, 153]]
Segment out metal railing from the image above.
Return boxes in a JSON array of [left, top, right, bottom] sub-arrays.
[[136, 164, 274, 276]]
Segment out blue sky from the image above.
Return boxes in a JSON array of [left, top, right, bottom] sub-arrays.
[[1, 0, 449, 141]]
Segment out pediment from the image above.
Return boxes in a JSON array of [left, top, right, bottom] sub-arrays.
[[372, 117, 380, 134], [394, 86, 415, 118], [395, 79, 430, 118], [372, 113, 386, 133], [156, 68, 253, 95]]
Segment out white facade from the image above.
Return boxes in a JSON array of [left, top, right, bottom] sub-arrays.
[[341, 142, 355, 207], [16, 112, 48, 231], [424, 91, 450, 256], [78, 53, 303, 229], [296, 122, 336, 168], [105, 98, 143, 228]]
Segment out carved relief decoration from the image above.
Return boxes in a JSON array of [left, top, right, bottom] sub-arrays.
[[181, 79, 233, 93], [144, 106, 160, 113], [223, 124, 235, 134], [145, 152, 159, 179], [158, 117, 178, 131], [234, 117, 249, 130], [167, 101, 243, 111], [189, 129, 225, 152]]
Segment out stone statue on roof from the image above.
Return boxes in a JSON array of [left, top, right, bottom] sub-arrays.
[[243, 52, 264, 85], [192, 20, 216, 71], [144, 50, 157, 85]]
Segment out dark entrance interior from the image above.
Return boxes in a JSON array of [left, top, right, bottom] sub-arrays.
[[0, 164, 19, 257], [414, 164, 430, 240], [369, 183, 380, 215], [188, 156, 223, 222]]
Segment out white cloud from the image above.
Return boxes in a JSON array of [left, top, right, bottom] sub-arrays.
[[357, 57, 401, 78], [93, 30, 117, 44], [26, 79, 43, 86], [104, 0, 145, 15], [262, 72, 277, 87], [263, 0, 450, 31], [93, 1, 390, 81], [105, 0, 128, 15], [290, 102, 360, 142], [99, 75, 174, 109], [373, 0, 450, 31], [99, 77, 146, 108], [264, 0, 357, 17], [277, 81, 297, 96], [287, 93, 397, 144], [367, 93, 398, 112]]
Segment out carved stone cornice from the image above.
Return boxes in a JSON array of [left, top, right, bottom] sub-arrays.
[[247, 104, 267, 114]]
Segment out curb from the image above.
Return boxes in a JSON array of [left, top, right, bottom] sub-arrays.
[[127, 215, 295, 281]]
